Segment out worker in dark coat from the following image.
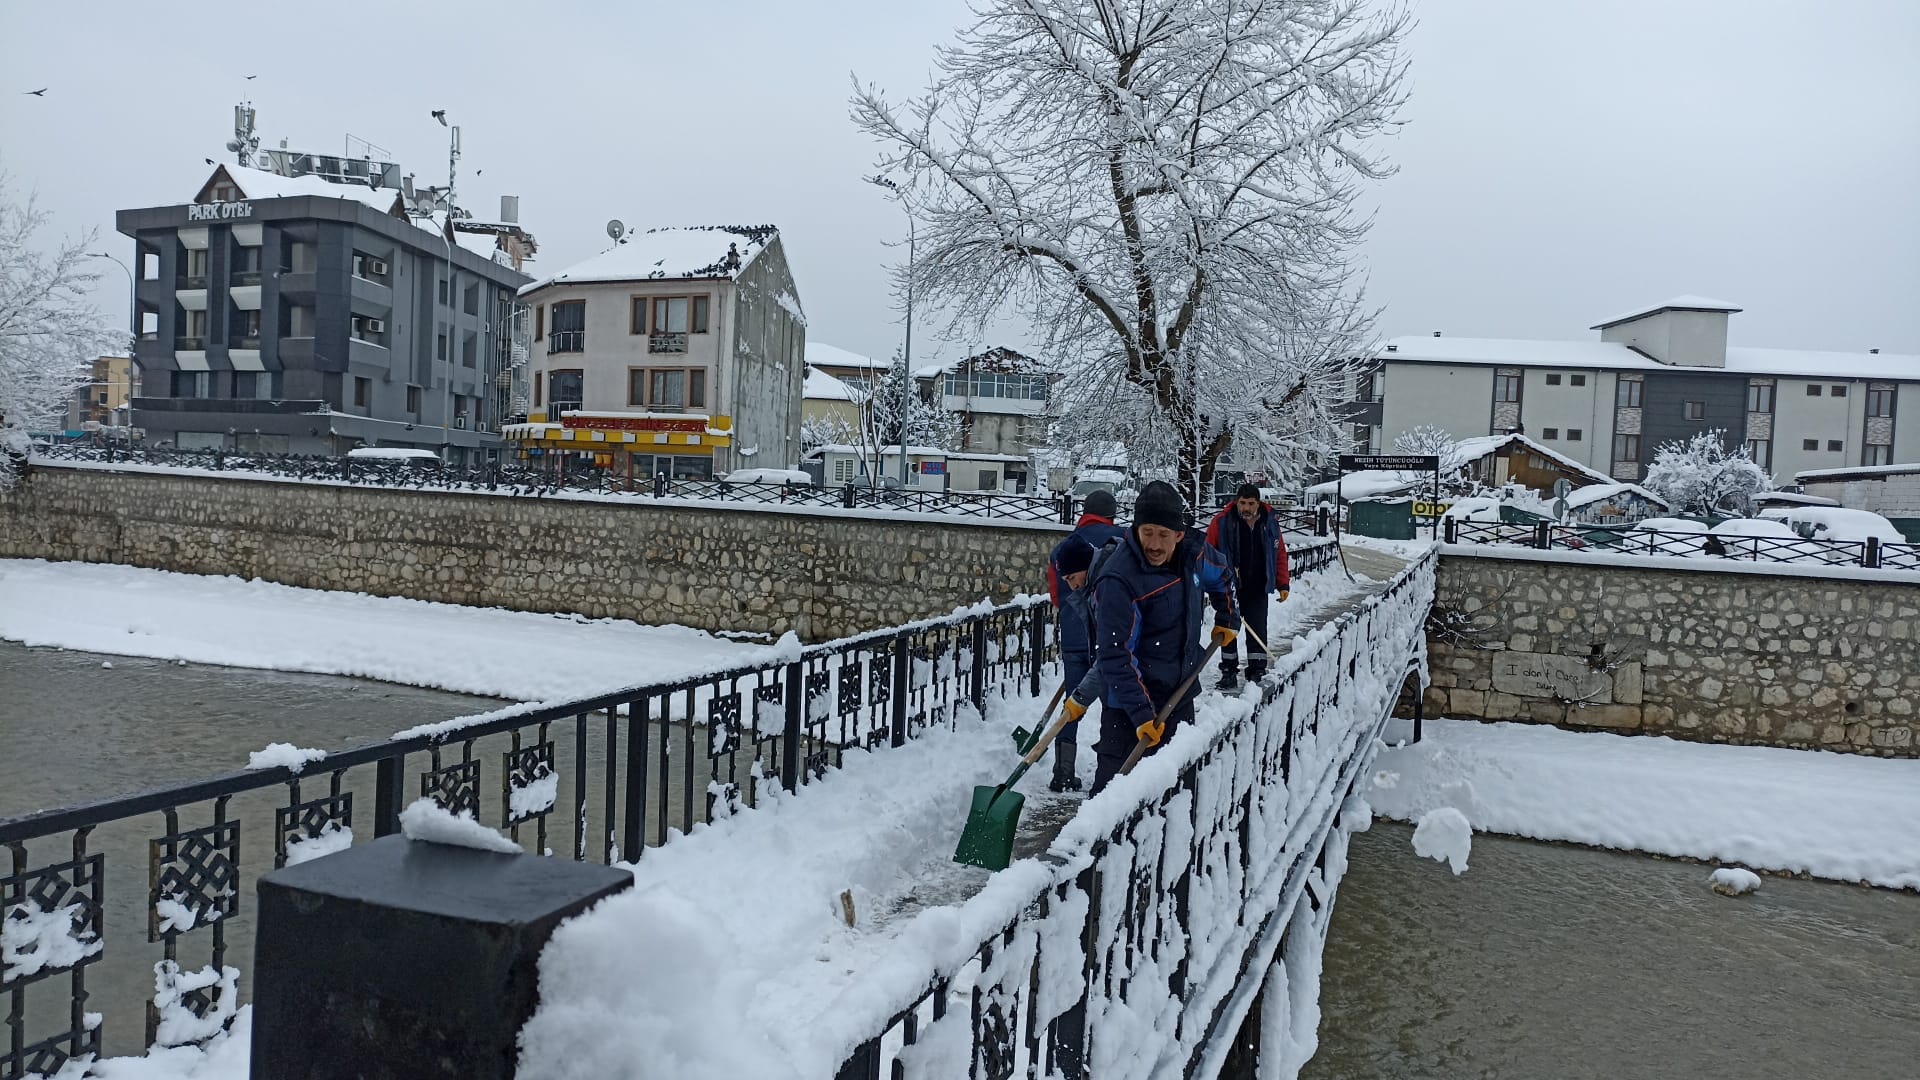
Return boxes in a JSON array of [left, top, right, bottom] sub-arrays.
[[1088, 481, 1236, 795], [1045, 489, 1126, 791], [1204, 483, 1291, 688]]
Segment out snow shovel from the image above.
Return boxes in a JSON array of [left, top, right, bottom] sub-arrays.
[[1009, 683, 1067, 755], [1119, 642, 1223, 777], [954, 685, 1072, 871]]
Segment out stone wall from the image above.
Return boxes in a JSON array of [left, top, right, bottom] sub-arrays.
[[0, 466, 1066, 641], [1427, 548, 1919, 757]]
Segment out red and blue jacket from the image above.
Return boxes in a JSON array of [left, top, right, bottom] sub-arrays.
[[1048, 513, 1128, 657], [1204, 500, 1290, 592], [1091, 531, 1236, 744]]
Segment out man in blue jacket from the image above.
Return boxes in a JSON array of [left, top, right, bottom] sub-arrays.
[[1046, 490, 1127, 791], [1089, 481, 1237, 795], [1205, 483, 1291, 688]]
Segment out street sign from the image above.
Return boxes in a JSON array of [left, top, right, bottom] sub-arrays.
[[1338, 454, 1439, 471], [1552, 478, 1574, 499], [1412, 499, 1453, 520]]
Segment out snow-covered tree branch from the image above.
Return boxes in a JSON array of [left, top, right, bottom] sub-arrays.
[[1642, 430, 1772, 517], [0, 175, 122, 488], [851, 0, 1409, 500]]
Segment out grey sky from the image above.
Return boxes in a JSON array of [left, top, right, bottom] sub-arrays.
[[4, 0, 1915, 366]]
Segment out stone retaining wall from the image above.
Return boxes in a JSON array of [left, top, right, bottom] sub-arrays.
[[1427, 549, 1920, 756], [0, 465, 1065, 641]]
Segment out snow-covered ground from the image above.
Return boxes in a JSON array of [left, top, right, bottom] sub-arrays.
[[1371, 718, 1920, 890], [0, 559, 763, 702]]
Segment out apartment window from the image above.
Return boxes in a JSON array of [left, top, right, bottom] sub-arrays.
[[170, 371, 209, 398], [943, 372, 1051, 400], [351, 251, 390, 284], [1612, 434, 1641, 462], [1867, 445, 1893, 466], [1571, 374, 1586, 387], [463, 282, 479, 316], [533, 371, 543, 407], [1827, 440, 1843, 453], [1545, 373, 1562, 386], [535, 305, 545, 340], [1746, 439, 1771, 469], [236, 372, 274, 400], [438, 278, 450, 306], [1806, 384, 1822, 397], [549, 300, 585, 353], [1802, 439, 1818, 451], [833, 458, 855, 482], [1541, 428, 1559, 440], [1493, 375, 1521, 403], [1867, 388, 1894, 417], [437, 332, 449, 362], [548, 369, 583, 415], [1747, 382, 1774, 413], [461, 333, 477, 368], [353, 377, 370, 407], [237, 309, 261, 343], [631, 368, 706, 412], [182, 248, 208, 285], [1615, 380, 1643, 408], [406, 386, 422, 414], [1829, 385, 1847, 398], [1683, 401, 1705, 421], [647, 296, 709, 353], [1567, 428, 1583, 441]]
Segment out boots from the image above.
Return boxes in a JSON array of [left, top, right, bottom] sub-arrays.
[[1049, 738, 1083, 793], [1216, 665, 1240, 691], [1245, 661, 1268, 683]]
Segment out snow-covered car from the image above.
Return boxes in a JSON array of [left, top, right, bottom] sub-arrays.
[[723, 468, 814, 487], [1761, 506, 1904, 544], [1700, 517, 1809, 560], [1624, 516, 1711, 556], [346, 447, 442, 471], [1439, 497, 1504, 524]]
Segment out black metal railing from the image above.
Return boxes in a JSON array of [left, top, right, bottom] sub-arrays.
[[0, 598, 1054, 1074], [1442, 517, 1905, 569], [1882, 541, 1920, 571], [647, 332, 688, 354], [832, 552, 1437, 1079], [547, 330, 584, 353]]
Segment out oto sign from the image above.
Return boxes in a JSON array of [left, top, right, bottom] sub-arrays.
[[1411, 499, 1453, 521]]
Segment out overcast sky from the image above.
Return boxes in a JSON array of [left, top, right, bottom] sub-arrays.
[[3, 0, 1915, 365]]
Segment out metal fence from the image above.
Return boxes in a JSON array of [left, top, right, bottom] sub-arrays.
[[833, 552, 1438, 1079], [1443, 517, 1916, 570]]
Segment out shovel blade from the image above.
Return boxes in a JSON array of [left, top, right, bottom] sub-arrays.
[[953, 784, 1026, 871], [1010, 725, 1036, 754]]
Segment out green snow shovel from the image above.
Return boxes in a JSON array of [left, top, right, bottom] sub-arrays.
[[954, 685, 1073, 871], [1009, 683, 1067, 755]]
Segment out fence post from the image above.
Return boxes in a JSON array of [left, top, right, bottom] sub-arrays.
[[1028, 606, 1046, 698], [1315, 505, 1330, 537], [969, 619, 989, 715], [782, 661, 804, 792], [652, 472, 668, 498], [1060, 495, 1075, 525], [890, 634, 911, 748], [1863, 536, 1881, 569], [372, 753, 405, 837], [841, 483, 856, 509], [1443, 517, 1458, 544], [622, 699, 647, 863], [1534, 521, 1551, 549]]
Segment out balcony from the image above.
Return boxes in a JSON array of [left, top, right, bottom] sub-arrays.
[[648, 332, 688, 355], [232, 269, 262, 287], [178, 275, 208, 290], [548, 330, 584, 354], [175, 337, 205, 351], [548, 399, 582, 419], [133, 397, 324, 415], [235, 336, 263, 350]]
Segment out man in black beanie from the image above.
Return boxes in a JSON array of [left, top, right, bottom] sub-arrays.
[[1087, 480, 1237, 794]]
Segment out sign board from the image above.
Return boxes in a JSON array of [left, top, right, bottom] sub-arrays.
[[1411, 499, 1453, 520], [566, 415, 707, 433], [920, 460, 947, 476], [1338, 454, 1439, 471], [187, 201, 254, 222]]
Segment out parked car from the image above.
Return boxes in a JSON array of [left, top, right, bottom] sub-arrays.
[[1701, 517, 1806, 560], [723, 468, 814, 487], [346, 447, 442, 471], [1758, 506, 1904, 544]]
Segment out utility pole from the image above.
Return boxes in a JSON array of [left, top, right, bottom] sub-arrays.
[[865, 175, 915, 490]]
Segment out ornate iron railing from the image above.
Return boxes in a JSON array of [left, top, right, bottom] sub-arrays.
[[1440, 516, 1906, 569], [0, 598, 1054, 1075], [831, 552, 1437, 1079]]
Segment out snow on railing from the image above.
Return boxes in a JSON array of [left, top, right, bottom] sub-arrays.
[[1442, 516, 1909, 570], [829, 551, 1437, 1080]]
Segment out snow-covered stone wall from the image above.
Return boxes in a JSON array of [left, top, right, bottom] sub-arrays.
[[1427, 548, 1920, 756], [0, 466, 1064, 640]]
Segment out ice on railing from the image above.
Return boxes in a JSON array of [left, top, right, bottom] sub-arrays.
[[509, 772, 560, 821], [150, 959, 240, 1048], [284, 823, 354, 867], [1, 897, 101, 982]]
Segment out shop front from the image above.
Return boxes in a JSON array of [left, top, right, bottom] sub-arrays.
[[504, 411, 733, 484]]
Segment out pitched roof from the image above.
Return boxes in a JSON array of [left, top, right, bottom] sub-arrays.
[[1376, 335, 1919, 382], [520, 225, 777, 293], [806, 341, 887, 371], [804, 367, 857, 401], [215, 166, 406, 215], [1591, 295, 1744, 329]]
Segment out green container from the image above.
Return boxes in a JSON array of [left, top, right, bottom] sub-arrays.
[[1348, 499, 1416, 540]]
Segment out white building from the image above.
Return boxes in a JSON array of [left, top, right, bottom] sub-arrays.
[[913, 346, 1055, 468], [1795, 463, 1920, 541], [1365, 297, 1919, 483]]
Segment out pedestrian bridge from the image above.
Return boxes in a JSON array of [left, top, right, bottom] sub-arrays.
[[0, 540, 1433, 1079]]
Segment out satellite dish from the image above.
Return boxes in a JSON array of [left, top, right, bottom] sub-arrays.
[[606, 219, 627, 242], [225, 139, 243, 152]]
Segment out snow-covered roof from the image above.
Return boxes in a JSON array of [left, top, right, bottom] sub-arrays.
[[804, 368, 856, 401], [1560, 482, 1668, 510], [1795, 462, 1920, 482], [1752, 491, 1840, 507], [451, 229, 505, 261], [947, 451, 1028, 463], [1591, 295, 1744, 329], [913, 346, 1052, 378], [1445, 432, 1612, 483], [224, 167, 404, 214], [519, 225, 776, 293], [811, 443, 950, 456], [806, 342, 887, 371], [1377, 335, 1919, 383], [1307, 432, 1613, 499]]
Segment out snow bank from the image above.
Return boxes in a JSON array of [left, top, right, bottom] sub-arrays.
[[1709, 867, 1762, 896], [1410, 807, 1472, 875], [1369, 718, 1920, 889], [398, 798, 523, 854], [0, 559, 761, 701]]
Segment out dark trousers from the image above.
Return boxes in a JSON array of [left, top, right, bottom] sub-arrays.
[[1090, 696, 1195, 795], [1220, 584, 1270, 674], [1055, 651, 1092, 780]]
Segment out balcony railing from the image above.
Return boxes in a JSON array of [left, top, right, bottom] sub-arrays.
[[178, 275, 207, 290], [232, 270, 262, 286], [648, 332, 688, 354], [548, 330, 584, 354], [174, 337, 205, 351], [234, 336, 262, 350]]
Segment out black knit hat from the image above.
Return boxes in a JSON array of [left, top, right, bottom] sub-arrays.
[[1056, 537, 1097, 576], [1235, 482, 1260, 501], [1082, 489, 1118, 519], [1133, 481, 1187, 532]]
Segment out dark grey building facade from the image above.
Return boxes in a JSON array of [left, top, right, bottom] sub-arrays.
[[116, 167, 530, 461]]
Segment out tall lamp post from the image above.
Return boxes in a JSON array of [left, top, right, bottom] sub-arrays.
[[865, 175, 914, 489], [86, 252, 138, 435]]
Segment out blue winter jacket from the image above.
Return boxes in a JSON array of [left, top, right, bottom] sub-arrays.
[[1204, 501, 1290, 592], [1092, 531, 1236, 732], [1049, 515, 1127, 657]]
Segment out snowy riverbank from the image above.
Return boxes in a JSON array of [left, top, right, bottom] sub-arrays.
[[0, 559, 762, 702], [1370, 717, 1920, 890]]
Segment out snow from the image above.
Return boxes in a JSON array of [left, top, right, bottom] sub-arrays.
[[1369, 718, 1920, 890], [1440, 541, 1920, 583], [1796, 461, 1920, 481], [1706, 517, 1800, 539], [222, 167, 402, 214], [243, 743, 326, 775], [803, 367, 857, 401], [723, 467, 813, 485], [1591, 294, 1744, 328], [1562, 482, 1668, 511], [1, 897, 101, 982], [805, 342, 888, 371], [79, 1007, 251, 1079], [283, 824, 353, 867], [1410, 807, 1472, 875], [509, 772, 560, 820], [1773, 506, 1905, 543], [1378, 333, 1919, 382], [345, 446, 440, 461], [397, 798, 523, 854], [0, 559, 761, 702], [150, 960, 239, 1048], [1708, 867, 1762, 896], [1633, 516, 1709, 533], [772, 289, 807, 325], [1438, 497, 1504, 523], [519, 226, 773, 292]]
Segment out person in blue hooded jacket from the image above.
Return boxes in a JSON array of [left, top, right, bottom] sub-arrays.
[[1045, 490, 1127, 791], [1088, 481, 1237, 794]]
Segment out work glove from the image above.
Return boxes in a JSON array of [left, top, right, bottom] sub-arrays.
[[1062, 697, 1088, 723], [1211, 624, 1238, 649], [1135, 716, 1166, 747], [1278, 589, 1290, 603]]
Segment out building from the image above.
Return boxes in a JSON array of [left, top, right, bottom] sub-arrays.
[[913, 346, 1055, 466], [806, 340, 889, 394], [1367, 297, 1920, 482], [506, 226, 805, 481], [114, 165, 532, 460], [63, 354, 137, 433], [1307, 432, 1611, 503], [806, 443, 1029, 493], [1794, 463, 1920, 541], [802, 366, 864, 447]]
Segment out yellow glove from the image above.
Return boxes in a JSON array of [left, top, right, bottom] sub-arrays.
[[1062, 697, 1088, 723], [1211, 624, 1238, 649], [1135, 717, 1166, 747], [1278, 589, 1290, 603]]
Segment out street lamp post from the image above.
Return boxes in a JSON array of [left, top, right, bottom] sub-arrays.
[[865, 175, 915, 490], [86, 252, 138, 435]]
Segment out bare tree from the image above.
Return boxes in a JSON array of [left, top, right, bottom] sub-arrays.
[[852, 0, 1409, 501], [1, 175, 122, 487]]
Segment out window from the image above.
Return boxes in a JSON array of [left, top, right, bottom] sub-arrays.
[[182, 248, 208, 285], [1545, 373, 1561, 386], [1806, 384, 1822, 397], [533, 371, 543, 407], [141, 252, 160, 279], [942, 372, 1051, 400], [1868, 444, 1893, 466], [437, 332, 448, 362], [1571, 374, 1587, 387], [354, 377, 370, 407], [631, 368, 706, 411], [535, 305, 545, 340], [548, 369, 583, 415], [236, 372, 274, 400], [438, 278, 450, 305], [1612, 434, 1640, 463], [549, 301, 585, 353], [1827, 440, 1843, 453], [647, 296, 710, 352], [1541, 428, 1559, 440], [1746, 439, 1771, 469], [406, 386, 422, 414], [1802, 439, 1818, 451], [1567, 428, 1583, 441], [463, 283, 479, 316], [461, 333, 477, 368], [1493, 375, 1521, 403], [1615, 379, 1643, 408], [351, 314, 386, 346], [237, 309, 261, 343], [1683, 401, 1705, 421], [1829, 385, 1847, 398], [1867, 388, 1894, 417], [171, 371, 209, 398], [1747, 382, 1774, 413], [833, 458, 855, 482], [351, 251, 389, 283]]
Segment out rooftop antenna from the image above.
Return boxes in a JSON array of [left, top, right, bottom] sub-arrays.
[[226, 102, 260, 168]]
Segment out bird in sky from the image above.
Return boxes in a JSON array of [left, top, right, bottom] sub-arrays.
[[24, 88, 47, 96], [431, 109, 447, 126], [245, 74, 257, 80]]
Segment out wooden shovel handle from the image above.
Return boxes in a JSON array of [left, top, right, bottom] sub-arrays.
[[1119, 641, 1222, 777], [1019, 684, 1072, 765]]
